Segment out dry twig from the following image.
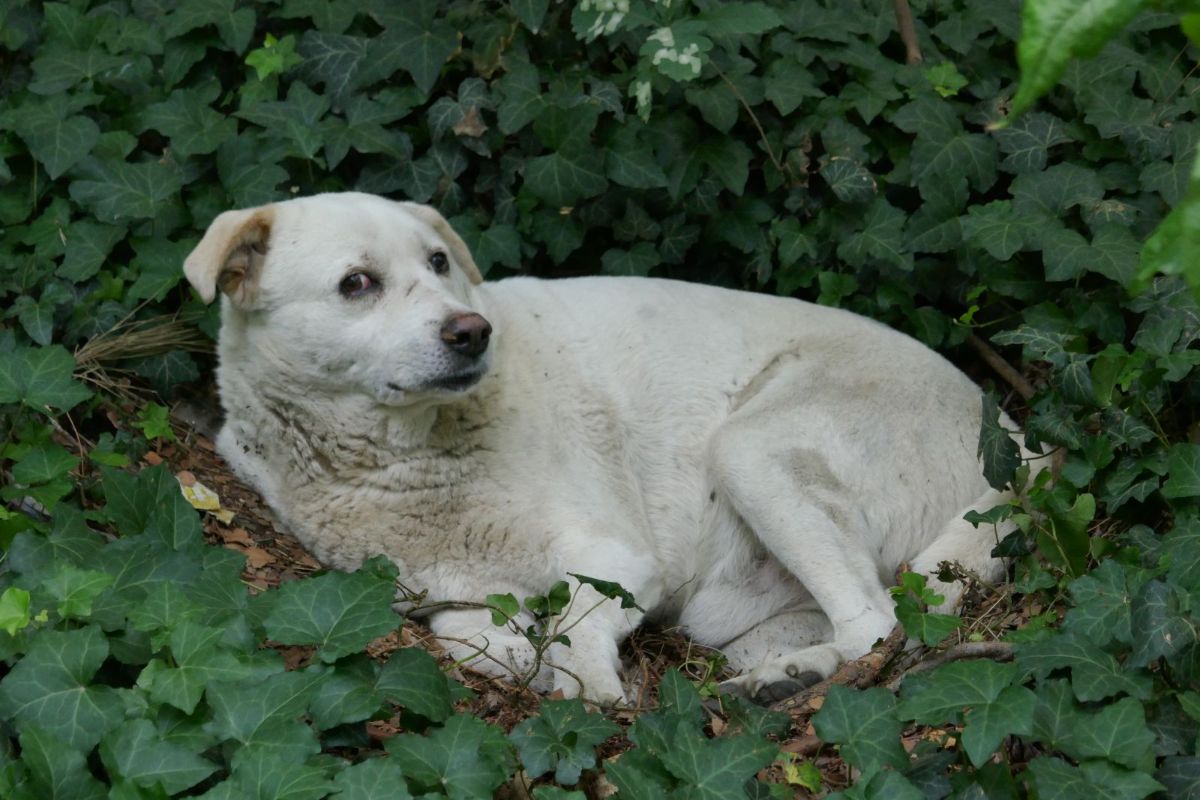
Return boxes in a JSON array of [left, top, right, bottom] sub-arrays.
[[771, 624, 907, 715]]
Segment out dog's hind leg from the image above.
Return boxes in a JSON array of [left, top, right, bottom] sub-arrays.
[[709, 420, 897, 703], [908, 487, 1011, 612]]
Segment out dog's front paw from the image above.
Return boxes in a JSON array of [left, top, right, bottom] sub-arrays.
[[551, 664, 627, 707], [720, 644, 841, 705]]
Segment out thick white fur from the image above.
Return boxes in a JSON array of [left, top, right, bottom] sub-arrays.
[[185, 192, 1011, 704]]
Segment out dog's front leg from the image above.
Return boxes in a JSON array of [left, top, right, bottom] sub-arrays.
[[544, 580, 642, 705]]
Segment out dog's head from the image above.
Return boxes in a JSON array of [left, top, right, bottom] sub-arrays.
[[184, 193, 492, 406]]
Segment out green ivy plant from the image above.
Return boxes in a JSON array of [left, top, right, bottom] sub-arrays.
[[2, 0, 1200, 795]]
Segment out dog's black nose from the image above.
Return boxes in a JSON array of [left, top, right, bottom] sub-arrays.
[[440, 313, 492, 357]]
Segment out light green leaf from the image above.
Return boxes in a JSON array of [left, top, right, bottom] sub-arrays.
[[1010, 0, 1147, 117], [41, 564, 113, 620], [0, 588, 32, 637]]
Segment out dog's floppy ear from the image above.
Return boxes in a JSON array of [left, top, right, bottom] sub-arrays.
[[399, 202, 484, 285], [183, 206, 275, 306]]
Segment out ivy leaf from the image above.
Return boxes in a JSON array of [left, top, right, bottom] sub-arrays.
[[1009, 0, 1145, 117], [1064, 559, 1136, 647], [1157, 757, 1200, 799], [978, 393, 1020, 490], [524, 150, 608, 207], [512, 0, 550, 32], [206, 668, 328, 746], [57, 220, 126, 282], [837, 199, 910, 272], [11, 443, 78, 485], [1017, 632, 1153, 702], [99, 719, 218, 795], [1162, 444, 1200, 500], [163, 0, 256, 53], [820, 157, 876, 203], [495, 62, 544, 135], [12, 94, 100, 179], [601, 243, 662, 277], [215, 748, 333, 800], [138, 621, 280, 714], [510, 698, 620, 785], [262, 557, 400, 662], [235, 82, 331, 161], [68, 156, 183, 223], [375, 647, 455, 723], [17, 725, 107, 800], [697, 3, 782, 35], [960, 685, 1037, 766], [1026, 756, 1164, 800], [993, 111, 1072, 173], [41, 564, 113, 620], [138, 82, 237, 160], [0, 588, 31, 637], [1012, 162, 1104, 218], [387, 714, 513, 799], [295, 30, 369, 106], [0, 345, 92, 412], [657, 721, 778, 799], [331, 757, 413, 800], [606, 132, 668, 189], [961, 200, 1038, 260], [1130, 580, 1197, 667], [898, 660, 1019, 724], [367, 6, 458, 95], [812, 685, 906, 774], [0, 625, 122, 750]]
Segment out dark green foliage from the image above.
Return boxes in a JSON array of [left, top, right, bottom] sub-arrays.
[[1, 0, 1200, 796]]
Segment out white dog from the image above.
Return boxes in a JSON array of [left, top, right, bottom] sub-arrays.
[[183, 192, 1011, 704]]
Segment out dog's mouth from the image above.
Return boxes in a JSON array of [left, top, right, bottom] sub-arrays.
[[387, 370, 484, 394]]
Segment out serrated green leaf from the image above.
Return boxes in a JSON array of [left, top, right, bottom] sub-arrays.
[[0, 625, 122, 750], [812, 685, 906, 774], [510, 698, 619, 784], [387, 714, 513, 800], [0, 345, 91, 412]]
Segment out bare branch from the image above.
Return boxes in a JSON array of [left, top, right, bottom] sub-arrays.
[[893, 0, 923, 65]]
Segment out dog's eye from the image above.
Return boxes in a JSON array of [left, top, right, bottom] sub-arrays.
[[429, 251, 449, 275], [339, 272, 378, 298]]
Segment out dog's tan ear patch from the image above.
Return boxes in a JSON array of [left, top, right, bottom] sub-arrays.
[[399, 202, 485, 284], [183, 206, 275, 306]]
